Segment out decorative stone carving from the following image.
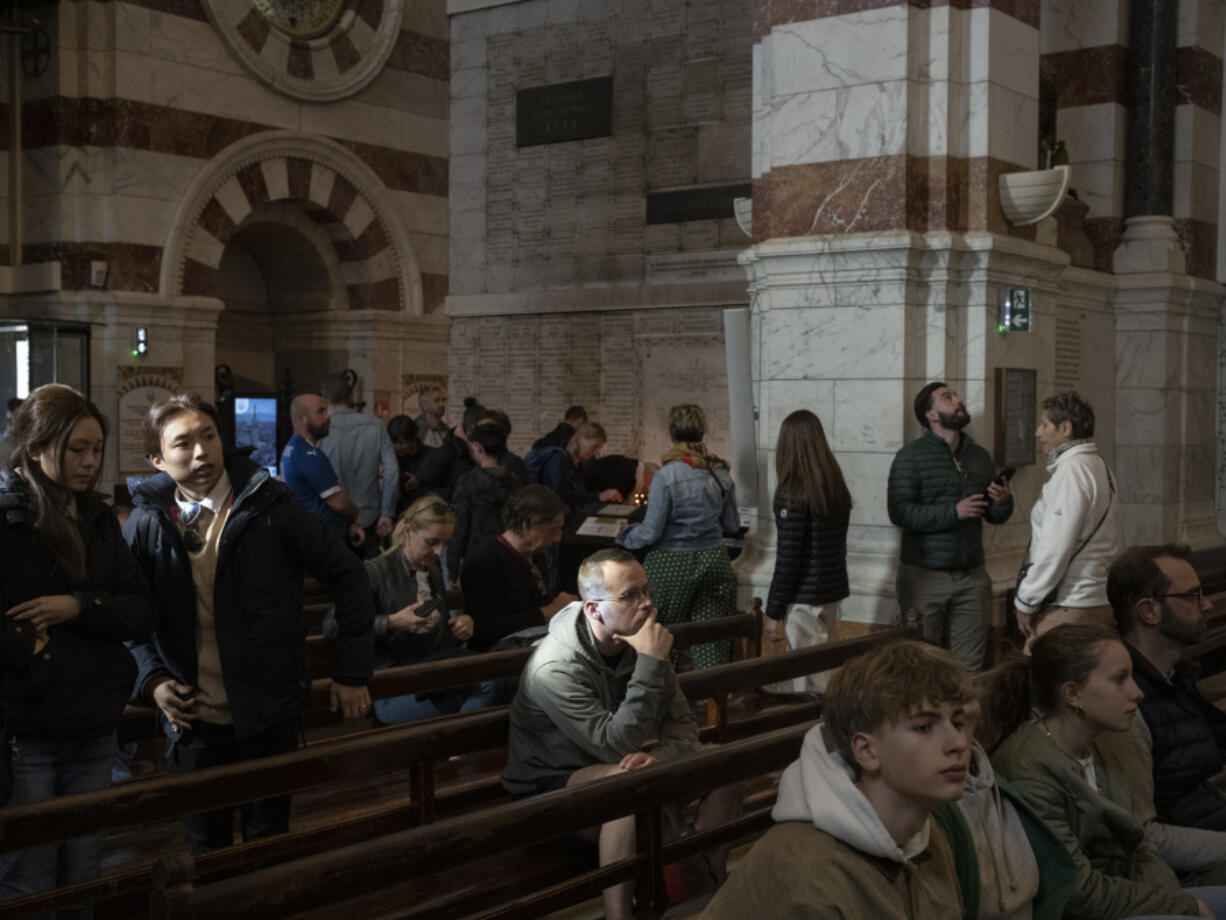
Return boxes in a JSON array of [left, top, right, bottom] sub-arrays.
[[204, 0, 405, 102], [161, 131, 422, 315]]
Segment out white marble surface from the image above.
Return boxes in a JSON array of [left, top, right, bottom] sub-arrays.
[[1178, 0, 1225, 51], [1174, 104, 1221, 170], [967, 7, 1040, 97], [1056, 103, 1127, 170], [762, 305, 907, 381], [768, 82, 908, 165], [768, 7, 910, 97], [1173, 160, 1221, 223], [1039, 0, 1127, 55]]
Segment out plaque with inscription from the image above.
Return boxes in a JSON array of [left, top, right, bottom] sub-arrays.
[[517, 77, 614, 148], [994, 367, 1037, 468], [646, 183, 752, 224]]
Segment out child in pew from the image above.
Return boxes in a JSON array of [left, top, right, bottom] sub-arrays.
[[700, 639, 972, 920], [989, 623, 1226, 920], [325, 496, 497, 723]]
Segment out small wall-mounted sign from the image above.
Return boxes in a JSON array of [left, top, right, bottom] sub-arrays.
[[997, 287, 1033, 333], [646, 183, 753, 225]]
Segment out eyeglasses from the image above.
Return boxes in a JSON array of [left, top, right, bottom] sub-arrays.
[[592, 586, 653, 606], [1156, 588, 1205, 603], [181, 502, 205, 553]]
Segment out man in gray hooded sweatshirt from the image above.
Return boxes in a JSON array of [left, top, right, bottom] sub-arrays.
[[701, 640, 971, 919]]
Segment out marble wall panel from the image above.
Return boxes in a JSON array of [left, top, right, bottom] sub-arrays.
[[768, 7, 910, 98], [1065, 159, 1126, 222], [1039, 0, 1127, 55], [968, 6, 1040, 97], [841, 451, 896, 528], [1179, 0, 1225, 51], [762, 304, 906, 381], [757, 378, 836, 450], [1173, 161, 1221, 224], [1115, 387, 1174, 446], [1174, 105, 1222, 170], [768, 81, 908, 166], [832, 378, 907, 452], [1058, 103, 1127, 171]]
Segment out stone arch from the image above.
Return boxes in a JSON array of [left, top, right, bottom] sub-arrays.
[[161, 131, 421, 315]]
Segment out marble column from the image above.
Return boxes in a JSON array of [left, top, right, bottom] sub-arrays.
[[1125, 0, 1178, 218], [1110, 2, 1224, 550], [738, 3, 1065, 627], [1114, 0, 1185, 273]]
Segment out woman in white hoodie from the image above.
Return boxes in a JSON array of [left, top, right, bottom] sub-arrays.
[[1015, 391, 1120, 641]]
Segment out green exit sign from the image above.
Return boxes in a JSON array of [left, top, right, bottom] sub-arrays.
[[998, 287, 1032, 333]]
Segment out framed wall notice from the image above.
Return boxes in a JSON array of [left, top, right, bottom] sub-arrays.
[[117, 366, 183, 474], [994, 367, 1036, 468]]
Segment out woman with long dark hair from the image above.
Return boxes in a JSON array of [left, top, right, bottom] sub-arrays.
[[990, 624, 1226, 920], [764, 409, 852, 693], [0, 384, 155, 913]]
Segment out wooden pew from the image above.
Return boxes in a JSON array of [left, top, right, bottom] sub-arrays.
[[117, 612, 762, 746], [150, 723, 815, 920], [0, 628, 911, 920]]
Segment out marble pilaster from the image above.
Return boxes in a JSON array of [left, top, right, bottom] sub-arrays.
[[1115, 273, 1224, 547]]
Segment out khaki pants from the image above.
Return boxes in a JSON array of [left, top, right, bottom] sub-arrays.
[[896, 562, 990, 673]]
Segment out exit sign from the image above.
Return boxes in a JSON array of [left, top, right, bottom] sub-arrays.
[[998, 287, 1032, 333]]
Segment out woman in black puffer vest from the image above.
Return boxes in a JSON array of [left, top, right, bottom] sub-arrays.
[[0, 385, 155, 915], [764, 410, 852, 694]]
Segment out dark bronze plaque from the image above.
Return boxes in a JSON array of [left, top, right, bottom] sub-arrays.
[[646, 184, 752, 225], [994, 367, 1037, 468], [516, 77, 613, 147]]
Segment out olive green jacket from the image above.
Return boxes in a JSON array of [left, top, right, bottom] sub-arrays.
[[992, 721, 1198, 920]]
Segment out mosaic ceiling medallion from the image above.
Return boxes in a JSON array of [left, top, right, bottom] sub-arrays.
[[206, 0, 404, 101]]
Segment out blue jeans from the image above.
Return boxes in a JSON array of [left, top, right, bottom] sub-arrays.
[[374, 680, 498, 724], [1125, 886, 1226, 919], [0, 734, 116, 919]]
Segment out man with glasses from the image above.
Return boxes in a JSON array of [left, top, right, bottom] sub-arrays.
[[888, 382, 1013, 672], [502, 547, 740, 920], [1109, 544, 1226, 833]]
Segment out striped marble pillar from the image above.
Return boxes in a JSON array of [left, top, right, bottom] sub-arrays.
[[736, 1, 1074, 627]]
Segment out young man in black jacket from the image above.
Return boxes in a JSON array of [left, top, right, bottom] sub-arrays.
[[124, 395, 373, 852]]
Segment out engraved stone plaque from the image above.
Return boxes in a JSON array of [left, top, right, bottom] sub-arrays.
[[517, 76, 614, 147], [646, 183, 752, 224]]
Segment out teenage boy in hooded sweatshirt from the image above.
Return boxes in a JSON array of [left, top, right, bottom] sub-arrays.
[[700, 640, 972, 920]]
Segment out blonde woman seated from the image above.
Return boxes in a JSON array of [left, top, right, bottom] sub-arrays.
[[326, 497, 496, 723]]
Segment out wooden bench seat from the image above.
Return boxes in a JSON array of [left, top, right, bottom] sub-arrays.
[[151, 722, 813, 920], [0, 627, 908, 920]]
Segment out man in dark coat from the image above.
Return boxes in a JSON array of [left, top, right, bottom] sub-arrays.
[[887, 382, 1012, 672], [1109, 544, 1226, 831], [124, 394, 373, 852]]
